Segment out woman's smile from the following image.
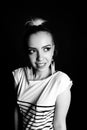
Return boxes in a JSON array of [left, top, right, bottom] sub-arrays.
[[36, 62, 46, 68]]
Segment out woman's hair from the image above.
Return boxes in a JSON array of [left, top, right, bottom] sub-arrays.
[[23, 18, 56, 49]]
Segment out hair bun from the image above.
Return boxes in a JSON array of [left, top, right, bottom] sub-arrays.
[[25, 18, 46, 26]]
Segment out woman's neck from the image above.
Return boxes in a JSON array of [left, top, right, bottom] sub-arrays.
[[33, 68, 51, 80]]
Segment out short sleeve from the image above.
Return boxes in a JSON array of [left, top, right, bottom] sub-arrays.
[[57, 72, 73, 95], [12, 68, 23, 86]]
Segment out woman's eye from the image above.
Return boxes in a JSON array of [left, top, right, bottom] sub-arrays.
[[28, 49, 36, 54], [44, 47, 51, 52]]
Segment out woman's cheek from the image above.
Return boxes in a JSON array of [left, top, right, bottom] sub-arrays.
[[29, 55, 36, 64]]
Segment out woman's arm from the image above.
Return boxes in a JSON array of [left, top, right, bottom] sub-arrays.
[[14, 107, 19, 130], [54, 89, 71, 130], [12, 70, 21, 130]]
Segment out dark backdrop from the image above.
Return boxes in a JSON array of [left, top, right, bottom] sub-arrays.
[[2, 5, 87, 130]]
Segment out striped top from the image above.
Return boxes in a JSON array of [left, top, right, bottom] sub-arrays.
[[17, 100, 55, 129], [12, 67, 72, 130]]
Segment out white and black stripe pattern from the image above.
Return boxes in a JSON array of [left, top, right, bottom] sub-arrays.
[[17, 100, 55, 130]]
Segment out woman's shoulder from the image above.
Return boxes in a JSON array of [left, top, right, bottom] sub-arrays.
[[54, 70, 73, 95], [54, 70, 73, 88], [12, 67, 27, 77], [12, 67, 25, 85], [54, 70, 71, 80], [12, 67, 24, 74]]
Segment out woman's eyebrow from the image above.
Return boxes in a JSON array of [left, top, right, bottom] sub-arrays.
[[28, 44, 52, 49], [42, 44, 52, 48]]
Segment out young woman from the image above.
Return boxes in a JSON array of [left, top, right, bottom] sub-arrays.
[[12, 18, 73, 130]]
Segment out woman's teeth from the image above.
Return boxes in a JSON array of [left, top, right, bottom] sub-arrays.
[[37, 63, 46, 67]]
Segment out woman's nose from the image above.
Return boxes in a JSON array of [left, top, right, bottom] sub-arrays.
[[37, 51, 43, 61]]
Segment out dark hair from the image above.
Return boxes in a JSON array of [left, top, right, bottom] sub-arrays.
[[24, 20, 55, 47]]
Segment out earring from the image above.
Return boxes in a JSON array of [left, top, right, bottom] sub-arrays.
[[51, 58, 55, 75]]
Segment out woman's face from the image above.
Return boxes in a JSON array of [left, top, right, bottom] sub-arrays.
[[27, 31, 55, 72]]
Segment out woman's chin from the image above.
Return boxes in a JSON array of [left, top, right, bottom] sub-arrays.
[[36, 64, 49, 72]]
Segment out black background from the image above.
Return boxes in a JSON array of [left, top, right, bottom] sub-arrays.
[[1, 3, 87, 130]]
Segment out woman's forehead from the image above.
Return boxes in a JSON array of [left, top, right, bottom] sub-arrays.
[[28, 31, 53, 47]]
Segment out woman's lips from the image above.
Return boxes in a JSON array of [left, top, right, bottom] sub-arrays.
[[36, 62, 46, 68]]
